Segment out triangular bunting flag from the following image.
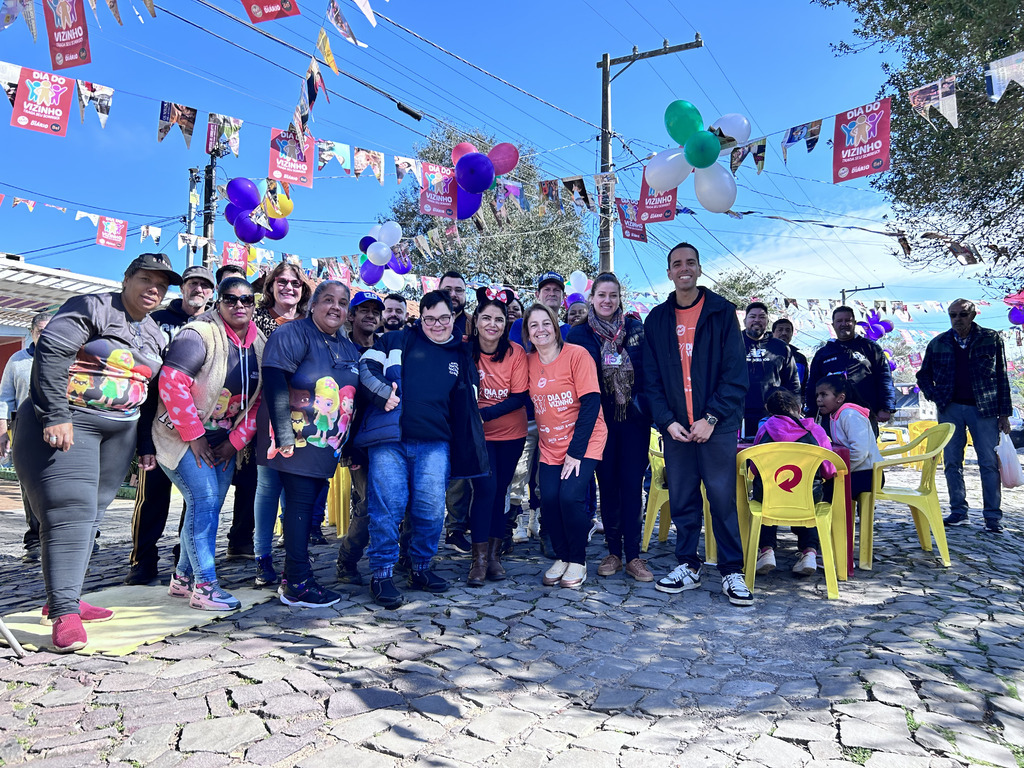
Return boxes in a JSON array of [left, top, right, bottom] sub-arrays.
[[75, 210, 99, 225], [12, 197, 35, 211], [43, 203, 66, 213], [730, 137, 766, 175], [76, 80, 113, 128], [105, 0, 122, 24], [317, 28, 339, 75], [305, 57, 329, 106], [140, 224, 161, 244], [908, 75, 958, 129], [157, 101, 197, 148], [985, 51, 1024, 102], [141, 0, 155, 17], [205, 113, 242, 156], [0, 60, 17, 108], [395, 156, 420, 185], [326, 0, 365, 47], [352, 0, 376, 27], [353, 147, 384, 184], [780, 120, 822, 162]]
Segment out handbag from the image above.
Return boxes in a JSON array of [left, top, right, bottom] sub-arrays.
[[996, 432, 1024, 488]]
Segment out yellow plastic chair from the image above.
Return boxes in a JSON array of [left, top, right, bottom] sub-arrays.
[[908, 420, 941, 468], [326, 465, 351, 537], [736, 443, 849, 599], [641, 430, 714, 560], [856, 422, 954, 570], [877, 426, 907, 451]]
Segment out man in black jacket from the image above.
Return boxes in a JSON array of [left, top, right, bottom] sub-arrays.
[[742, 302, 799, 436], [771, 318, 808, 393], [643, 242, 752, 607]]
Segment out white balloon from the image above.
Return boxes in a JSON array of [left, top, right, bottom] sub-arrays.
[[378, 221, 403, 247], [568, 270, 588, 294], [367, 224, 383, 240], [381, 269, 405, 292], [366, 241, 393, 266], [644, 148, 693, 193], [711, 113, 751, 145], [693, 163, 738, 214]]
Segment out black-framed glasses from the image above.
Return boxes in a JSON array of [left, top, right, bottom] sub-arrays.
[[949, 311, 972, 318], [422, 314, 453, 327], [221, 294, 256, 306]]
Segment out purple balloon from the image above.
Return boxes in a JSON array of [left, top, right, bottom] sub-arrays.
[[359, 236, 376, 254], [880, 319, 894, 333], [264, 217, 289, 241], [457, 190, 482, 220], [227, 178, 261, 210], [360, 261, 384, 285], [1009, 306, 1024, 325], [454, 152, 495, 195], [224, 202, 242, 225], [567, 292, 586, 305], [388, 253, 412, 275], [233, 211, 263, 244]]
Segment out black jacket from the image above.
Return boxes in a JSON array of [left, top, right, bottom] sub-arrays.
[[742, 334, 799, 418], [806, 336, 896, 415], [642, 288, 749, 434], [566, 315, 651, 425]]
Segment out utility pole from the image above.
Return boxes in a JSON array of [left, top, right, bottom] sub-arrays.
[[185, 167, 201, 269], [840, 284, 885, 306], [202, 144, 229, 269], [596, 35, 703, 274]]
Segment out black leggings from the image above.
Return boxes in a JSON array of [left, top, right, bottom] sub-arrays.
[[469, 438, 526, 543], [538, 458, 600, 565], [14, 401, 137, 618], [595, 417, 649, 562]]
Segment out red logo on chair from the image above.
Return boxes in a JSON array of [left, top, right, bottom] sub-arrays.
[[774, 465, 803, 492]]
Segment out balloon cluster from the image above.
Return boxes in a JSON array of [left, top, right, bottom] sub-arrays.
[[645, 101, 750, 214], [882, 348, 897, 372], [450, 141, 520, 220], [223, 177, 293, 245], [358, 220, 411, 291], [562, 270, 590, 308], [857, 309, 894, 341], [1008, 306, 1024, 325]]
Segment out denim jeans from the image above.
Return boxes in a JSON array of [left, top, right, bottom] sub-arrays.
[[279, 471, 328, 584], [537, 458, 600, 565], [940, 403, 1002, 523], [161, 453, 235, 584], [367, 440, 450, 577], [253, 465, 285, 558]]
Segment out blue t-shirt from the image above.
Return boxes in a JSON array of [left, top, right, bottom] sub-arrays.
[[256, 317, 361, 479], [508, 318, 571, 350]]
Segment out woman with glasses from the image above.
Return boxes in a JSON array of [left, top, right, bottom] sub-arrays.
[[254, 262, 311, 337], [256, 281, 360, 607], [152, 277, 264, 610]]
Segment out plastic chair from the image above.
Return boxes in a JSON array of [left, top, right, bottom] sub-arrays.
[[856, 422, 954, 570], [736, 443, 849, 599], [908, 420, 941, 468], [641, 430, 713, 558], [877, 426, 907, 451], [326, 465, 351, 537]]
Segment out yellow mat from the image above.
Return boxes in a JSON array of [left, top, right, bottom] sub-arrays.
[[0, 584, 274, 656]]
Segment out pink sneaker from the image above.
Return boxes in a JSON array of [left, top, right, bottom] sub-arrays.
[[168, 572, 192, 598], [190, 582, 241, 611], [40, 600, 114, 626], [51, 614, 87, 653]]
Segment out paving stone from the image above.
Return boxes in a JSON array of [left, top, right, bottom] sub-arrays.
[[863, 755, 933, 768], [547, 748, 619, 768], [326, 688, 405, 718], [465, 708, 538, 742], [258, 692, 323, 718], [953, 733, 1017, 768], [740, 734, 811, 767], [328, 710, 407, 743], [427, 734, 501, 763], [839, 719, 926, 756], [178, 713, 268, 754], [591, 686, 644, 712], [297, 743, 397, 768], [370, 716, 447, 758], [110, 723, 178, 764], [774, 720, 839, 744]]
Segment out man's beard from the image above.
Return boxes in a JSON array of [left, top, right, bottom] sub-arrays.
[[383, 317, 404, 331], [185, 295, 207, 310]]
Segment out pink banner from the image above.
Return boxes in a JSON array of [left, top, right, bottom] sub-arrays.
[[636, 169, 677, 223], [420, 276, 440, 294], [241, 0, 300, 22], [221, 242, 247, 268], [10, 67, 73, 137], [833, 97, 892, 183], [419, 162, 458, 220], [42, 0, 90, 70], [96, 216, 127, 250], [615, 198, 647, 243], [269, 127, 314, 188]]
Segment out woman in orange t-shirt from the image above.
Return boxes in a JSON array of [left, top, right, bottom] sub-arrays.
[[467, 287, 529, 586], [525, 304, 607, 589]]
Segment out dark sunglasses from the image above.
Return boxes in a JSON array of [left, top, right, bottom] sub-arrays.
[[948, 311, 972, 318], [221, 294, 255, 306]]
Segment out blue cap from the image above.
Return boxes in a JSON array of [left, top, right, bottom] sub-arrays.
[[350, 290, 384, 310], [537, 271, 565, 290]]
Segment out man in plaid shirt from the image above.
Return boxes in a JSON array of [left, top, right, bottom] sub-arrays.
[[917, 299, 1012, 533]]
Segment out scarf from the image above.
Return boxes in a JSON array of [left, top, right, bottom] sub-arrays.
[[587, 307, 634, 420]]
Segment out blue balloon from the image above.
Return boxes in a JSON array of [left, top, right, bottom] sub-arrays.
[[360, 261, 384, 285], [224, 202, 242, 225], [359, 236, 376, 254], [264, 217, 289, 241], [456, 191, 482, 220]]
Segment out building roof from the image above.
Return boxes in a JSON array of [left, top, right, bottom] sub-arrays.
[[0, 254, 122, 329]]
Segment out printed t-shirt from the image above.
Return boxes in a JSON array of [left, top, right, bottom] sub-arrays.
[[257, 316, 360, 479], [477, 341, 528, 441], [527, 343, 607, 465], [674, 294, 704, 426]]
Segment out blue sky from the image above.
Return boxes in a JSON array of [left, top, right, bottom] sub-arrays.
[[0, 0, 1015, 350]]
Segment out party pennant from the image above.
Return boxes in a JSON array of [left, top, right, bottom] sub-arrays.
[[0, 60, 17, 107], [1, 0, 23, 30], [221, 241, 247, 268], [140, 224, 161, 244], [0, 194, 4, 208], [315, 139, 351, 173], [75, 210, 99, 225], [177, 232, 194, 251], [780, 120, 822, 162], [562, 176, 595, 213], [592, 172, 616, 207], [908, 75, 959, 128], [42, 0, 92, 70], [242, 0, 300, 23], [157, 101, 197, 148], [316, 27, 339, 74], [413, 233, 431, 258], [351, 0, 375, 26], [985, 50, 1024, 102], [105, 0, 121, 24], [353, 147, 384, 184], [141, 0, 155, 17], [43, 203, 66, 212], [326, 0, 365, 47], [730, 137, 766, 175], [205, 112, 242, 156], [76, 80, 113, 127], [498, 179, 524, 212], [289, 90, 309, 141], [615, 198, 647, 242], [305, 56, 328, 106], [11, 197, 35, 211], [395, 155, 420, 185], [96, 215, 126, 249], [539, 179, 562, 215]]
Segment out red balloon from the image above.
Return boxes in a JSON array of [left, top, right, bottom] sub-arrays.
[[451, 142, 477, 166]]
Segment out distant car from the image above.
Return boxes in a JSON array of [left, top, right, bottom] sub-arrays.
[[1010, 407, 1024, 450]]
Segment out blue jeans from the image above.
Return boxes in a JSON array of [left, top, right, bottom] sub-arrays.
[[161, 453, 235, 584], [367, 440, 450, 577], [940, 403, 1001, 523], [253, 465, 285, 558], [279, 471, 328, 584]]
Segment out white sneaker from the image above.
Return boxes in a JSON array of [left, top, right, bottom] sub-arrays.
[[511, 513, 530, 544], [655, 563, 702, 594], [722, 573, 754, 606], [560, 562, 587, 589], [527, 509, 540, 539], [542, 559, 569, 586], [756, 547, 776, 575], [793, 549, 817, 576]]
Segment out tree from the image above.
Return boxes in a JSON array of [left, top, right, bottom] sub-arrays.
[[816, 0, 1024, 286], [383, 124, 596, 291], [709, 268, 785, 307]]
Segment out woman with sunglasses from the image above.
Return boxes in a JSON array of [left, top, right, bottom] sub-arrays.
[[152, 277, 264, 610], [254, 262, 311, 337]]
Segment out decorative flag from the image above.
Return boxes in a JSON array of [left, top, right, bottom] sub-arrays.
[[985, 51, 1024, 102], [11, 197, 35, 211], [949, 241, 982, 265], [2, 0, 36, 41], [353, 147, 384, 184], [157, 101, 197, 148], [104, 0, 122, 24], [326, 0, 364, 47], [205, 113, 242, 156], [539, 180, 562, 215], [730, 137, 767, 175], [908, 75, 958, 128], [780, 120, 822, 162], [43, 203, 66, 212], [315, 139, 351, 172], [562, 176, 595, 213], [76, 80, 112, 126], [140, 224, 161, 244], [42, 0, 90, 70], [177, 232, 195, 251], [497, 179, 524, 211], [221, 241, 247, 268], [141, 0, 155, 17], [10, 66, 74, 137], [832, 98, 892, 183], [592, 172, 616, 207], [96, 215, 126, 249], [75, 210, 98, 224], [0, 194, 4, 207], [242, 0, 300, 23], [395, 156, 420, 185], [305, 57, 328, 106], [419, 162, 458, 219], [636, 168, 677, 223], [352, 0, 375, 26], [289, 87, 310, 141], [615, 198, 647, 242], [269, 127, 314, 188], [413, 234, 431, 258], [421, 276, 440, 294], [316, 28, 339, 74], [0, 61, 18, 107]]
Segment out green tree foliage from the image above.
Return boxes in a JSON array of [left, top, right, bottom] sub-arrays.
[[384, 124, 596, 290], [817, 0, 1024, 285], [709, 268, 785, 306]]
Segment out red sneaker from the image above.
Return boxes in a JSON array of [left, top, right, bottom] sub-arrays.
[[40, 601, 114, 626], [51, 614, 88, 653]]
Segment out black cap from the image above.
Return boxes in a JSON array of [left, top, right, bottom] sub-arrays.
[[129, 253, 183, 286], [537, 271, 565, 290], [181, 265, 216, 289]]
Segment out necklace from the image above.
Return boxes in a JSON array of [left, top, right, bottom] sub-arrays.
[[319, 330, 343, 368]]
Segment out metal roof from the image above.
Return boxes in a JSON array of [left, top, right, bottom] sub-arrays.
[[0, 254, 122, 329]]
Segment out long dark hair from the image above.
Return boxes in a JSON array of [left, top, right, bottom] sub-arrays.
[[471, 289, 512, 364]]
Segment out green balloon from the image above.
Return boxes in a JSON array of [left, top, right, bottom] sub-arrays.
[[488, 175, 499, 191], [683, 130, 720, 169], [664, 100, 703, 145]]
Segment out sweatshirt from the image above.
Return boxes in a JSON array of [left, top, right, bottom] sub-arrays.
[[829, 403, 883, 472]]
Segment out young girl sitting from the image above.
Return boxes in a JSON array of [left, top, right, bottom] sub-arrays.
[[753, 389, 837, 577], [815, 374, 883, 500]]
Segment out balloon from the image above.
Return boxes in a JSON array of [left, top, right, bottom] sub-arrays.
[[224, 202, 242, 225], [366, 241, 393, 266], [381, 270, 406, 292], [377, 221, 403, 248], [233, 211, 263, 244], [455, 153, 495, 194], [359, 236, 376, 254], [388, 252, 412, 275], [644, 148, 693, 193], [879, 319, 894, 333], [710, 113, 752, 145], [889, 359, 897, 372], [367, 224, 383, 240], [684, 130, 722, 169], [360, 261, 384, 285], [567, 292, 586, 305], [359, 253, 368, 266], [264, 217, 289, 241], [664, 100, 704, 146], [1009, 306, 1024, 325], [451, 142, 477, 166], [227, 178, 260, 209], [488, 142, 520, 175], [264, 194, 294, 218], [693, 163, 738, 214], [568, 270, 588, 294], [457, 190, 482, 220]]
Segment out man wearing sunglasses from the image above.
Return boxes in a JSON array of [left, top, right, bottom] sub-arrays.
[[917, 299, 1012, 533]]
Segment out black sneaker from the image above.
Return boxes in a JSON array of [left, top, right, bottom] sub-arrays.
[[722, 573, 754, 607], [943, 513, 968, 526], [279, 578, 340, 608], [226, 544, 255, 560], [409, 568, 449, 593], [983, 521, 1004, 534], [254, 556, 277, 588], [445, 530, 471, 553], [336, 559, 363, 585], [124, 563, 159, 586], [22, 546, 40, 564], [370, 577, 404, 609], [309, 527, 328, 546]]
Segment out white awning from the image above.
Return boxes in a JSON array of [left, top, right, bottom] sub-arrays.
[[0, 254, 122, 329]]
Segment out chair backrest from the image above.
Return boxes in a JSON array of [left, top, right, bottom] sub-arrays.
[[909, 422, 955, 495], [649, 429, 666, 489], [908, 420, 938, 443], [739, 442, 846, 524]]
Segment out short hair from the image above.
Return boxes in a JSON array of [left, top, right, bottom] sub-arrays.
[[216, 264, 247, 284], [667, 241, 700, 268], [950, 298, 976, 314], [522, 303, 563, 351], [30, 312, 53, 333], [260, 262, 312, 315], [384, 293, 406, 306], [816, 374, 851, 398], [218, 277, 252, 296], [420, 290, 453, 314], [765, 389, 802, 418], [832, 305, 855, 321], [438, 270, 465, 286], [745, 301, 769, 316], [771, 318, 793, 332], [310, 280, 349, 307]]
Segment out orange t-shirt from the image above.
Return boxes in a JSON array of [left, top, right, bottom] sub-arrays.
[[477, 342, 529, 441], [674, 294, 704, 426], [527, 343, 608, 465]]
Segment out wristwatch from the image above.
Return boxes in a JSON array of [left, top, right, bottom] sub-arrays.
[[704, 413, 719, 426]]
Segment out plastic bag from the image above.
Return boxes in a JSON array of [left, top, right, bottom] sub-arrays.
[[996, 432, 1024, 488]]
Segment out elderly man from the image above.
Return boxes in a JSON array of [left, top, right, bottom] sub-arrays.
[[917, 299, 1012, 533]]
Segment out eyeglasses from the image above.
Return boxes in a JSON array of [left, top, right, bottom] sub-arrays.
[[422, 315, 453, 327], [275, 278, 302, 289], [221, 294, 255, 306], [949, 311, 972, 318]]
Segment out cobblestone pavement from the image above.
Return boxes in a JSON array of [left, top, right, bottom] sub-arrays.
[[0, 455, 1021, 768]]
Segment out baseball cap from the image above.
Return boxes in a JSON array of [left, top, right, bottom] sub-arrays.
[[181, 265, 216, 289], [537, 271, 565, 290], [128, 253, 183, 286], [350, 290, 384, 311]]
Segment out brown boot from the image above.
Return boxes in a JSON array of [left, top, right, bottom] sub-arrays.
[[486, 538, 506, 581], [468, 542, 488, 587]]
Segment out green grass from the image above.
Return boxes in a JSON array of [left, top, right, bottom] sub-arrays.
[[934, 726, 957, 745], [999, 677, 1019, 700], [841, 746, 874, 765], [905, 708, 921, 733]]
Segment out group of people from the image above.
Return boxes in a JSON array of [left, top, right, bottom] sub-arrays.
[[4, 241, 1013, 653]]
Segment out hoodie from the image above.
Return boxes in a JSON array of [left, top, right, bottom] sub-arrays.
[[829, 403, 882, 472], [755, 415, 837, 479]]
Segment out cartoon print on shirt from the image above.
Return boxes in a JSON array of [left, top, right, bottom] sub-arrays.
[[290, 410, 309, 448], [308, 377, 340, 448], [93, 349, 135, 407]]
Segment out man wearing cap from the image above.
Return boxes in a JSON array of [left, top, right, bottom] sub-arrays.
[[349, 291, 384, 349], [126, 263, 215, 585], [382, 294, 408, 333], [509, 272, 572, 348]]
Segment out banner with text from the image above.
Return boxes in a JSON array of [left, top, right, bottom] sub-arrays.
[[832, 98, 891, 183], [96, 216, 126, 249], [10, 67, 73, 136], [242, 0, 300, 23], [419, 162, 458, 220], [616, 198, 648, 242], [42, 0, 90, 70], [269, 127, 314, 188], [636, 169, 677, 223]]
